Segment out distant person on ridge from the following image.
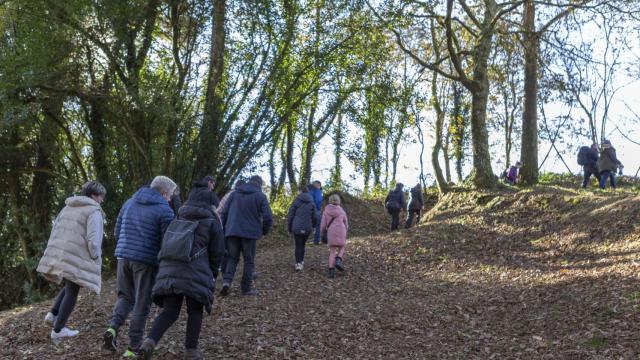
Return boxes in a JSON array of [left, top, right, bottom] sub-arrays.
[[219, 175, 273, 296], [385, 183, 405, 230], [287, 186, 318, 271], [103, 176, 176, 358], [597, 140, 623, 189], [138, 183, 224, 360], [405, 183, 424, 229], [505, 161, 522, 185], [320, 194, 349, 278], [308, 180, 323, 245], [577, 144, 601, 188], [37, 181, 106, 343]]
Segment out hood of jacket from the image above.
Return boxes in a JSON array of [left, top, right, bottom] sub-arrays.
[[133, 186, 168, 206], [179, 202, 215, 221], [324, 204, 343, 216], [65, 195, 101, 208], [236, 183, 262, 195], [296, 193, 313, 204]]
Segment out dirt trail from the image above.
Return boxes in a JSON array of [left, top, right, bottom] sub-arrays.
[[1, 187, 640, 359]]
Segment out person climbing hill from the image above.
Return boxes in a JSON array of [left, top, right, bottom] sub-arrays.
[[308, 180, 323, 245], [577, 144, 601, 188], [405, 184, 424, 228], [287, 186, 318, 271], [37, 181, 106, 344], [597, 140, 623, 189], [320, 194, 349, 279], [385, 183, 405, 230]]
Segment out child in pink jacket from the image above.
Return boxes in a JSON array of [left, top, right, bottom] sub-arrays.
[[320, 194, 349, 278]]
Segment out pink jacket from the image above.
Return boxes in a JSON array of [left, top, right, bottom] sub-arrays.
[[320, 204, 348, 247]]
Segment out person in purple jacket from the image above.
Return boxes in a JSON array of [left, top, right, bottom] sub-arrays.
[[506, 161, 522, 185]]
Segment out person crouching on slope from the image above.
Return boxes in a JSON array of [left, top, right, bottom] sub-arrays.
[[320, 194, 349, 278], [37, 181, 106, 343], [287, 186, 318, 271], [138, 186, 224, 360]]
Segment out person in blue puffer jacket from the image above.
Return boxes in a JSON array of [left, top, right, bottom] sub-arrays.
[[103, 176, 176, 357], [308, 180, 323, 244]]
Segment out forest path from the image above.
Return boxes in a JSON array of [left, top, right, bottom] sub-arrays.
[[2, 187, 640, 359]]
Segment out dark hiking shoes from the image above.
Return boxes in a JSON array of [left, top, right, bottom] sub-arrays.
[[220, 282, 230, 296], [335, 256, 344, 271], [137, 338, 156, 360], [103, 327, 117, 351], [328, 268, 336, 278], [241, 288, 259, 296], [184, 348, 203, 360]]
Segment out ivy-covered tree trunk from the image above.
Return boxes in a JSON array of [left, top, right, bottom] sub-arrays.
[[431, 72, 449, 193], [520, 0, 539, 185]]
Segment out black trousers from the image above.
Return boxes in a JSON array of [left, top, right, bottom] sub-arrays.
[[388, 208, 401, 230], [294, 233, 310, 263], [51, 280, 81, 332], [582, 164, 601, 188], [148, 294, 204, 350], [405, 209, 421, 228]]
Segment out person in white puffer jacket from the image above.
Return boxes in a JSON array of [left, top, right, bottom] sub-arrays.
[[36, 181, 106, 343]]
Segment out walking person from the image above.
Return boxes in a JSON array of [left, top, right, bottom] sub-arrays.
[[505, 161, 522, 185], [103, 176, 176, 358], [578, 144, 601, 188], [37, 181, 106, 343], [169, 185, 183, 214], [190, 175, 220, 209], [385, 183, 405, 231], [308, 180, 323, 245], [320, 194, 349, 279], [215, 179, 246, 279], [597, 140, 624, 189], [405, 184, 424, 228], [219, 175, 273, 296], [138, 185, 224, 360], [286, 186, 318, 271]]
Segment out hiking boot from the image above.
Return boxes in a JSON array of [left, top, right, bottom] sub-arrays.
[[44, 312, 57, 326], [241, 288, 259, 296], [184, 348, 203, 360], [335, 257, 344, 271], [123, 346, 140, 359], [219, 282, 230, 296], [328, 268, 336, 278], [137, 338, 156, 360], [50, 327, 79, 344], [103, 327, 117, 351]]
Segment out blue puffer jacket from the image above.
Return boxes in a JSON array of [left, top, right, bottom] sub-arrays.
[[220, 183, 273, 240], [308, 186, 323, 210], [114, 187, 175, 266]]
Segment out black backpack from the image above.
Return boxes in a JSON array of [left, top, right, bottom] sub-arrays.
[[158, 219, 207, 262], [577, 146, 590, 166]]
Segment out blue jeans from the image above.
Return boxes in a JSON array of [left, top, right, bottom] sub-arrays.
[[313, 212, 321, 244], [223, 236, 255, 292], [599, 171, 616, 189]]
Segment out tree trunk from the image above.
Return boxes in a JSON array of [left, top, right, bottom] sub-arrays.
[[520, 0, 539, 185], [194, 0, 226, 180], [285, 116, 297, 189], [431, 72, 449, 193], [443, 128, 452, 183], [331, 113, 343, 189]]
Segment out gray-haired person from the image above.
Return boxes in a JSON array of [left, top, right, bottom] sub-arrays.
[[103, 176, 176, 358]]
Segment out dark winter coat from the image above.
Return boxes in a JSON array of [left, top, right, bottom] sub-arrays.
[[188, 180, 220, 208], [583, 148, 599, 167], [152, 201, 224, 313], [220, 183, 273, 240], [597, 147, 622, 173], [169, 193, 182, 214], [286, 193, 318, 235], [114, 187, 175, 266], [385, 185, 405, 211], [408, 186, 424, 211]]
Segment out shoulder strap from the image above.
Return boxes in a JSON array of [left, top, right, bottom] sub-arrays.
[[327, 215, 337, 230]]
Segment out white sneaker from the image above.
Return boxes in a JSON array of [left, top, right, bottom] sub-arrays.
[[44, 312, 57, 325], [50, 327, 79, 343], [295, 263, 303, 271]]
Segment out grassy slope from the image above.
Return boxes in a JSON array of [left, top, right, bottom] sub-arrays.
[[1, 180, 639, 359]]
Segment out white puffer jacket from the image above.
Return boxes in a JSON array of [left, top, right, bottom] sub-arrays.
[[37, 196, 104, 294]]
